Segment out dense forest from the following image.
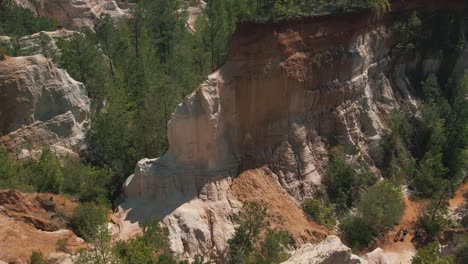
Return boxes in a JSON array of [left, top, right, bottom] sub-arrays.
[[1, 0, 467, 263]]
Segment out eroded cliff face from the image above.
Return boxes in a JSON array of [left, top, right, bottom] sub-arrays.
[[0, 55, 90, 157], [14, 0, 130, 29], [120, 2, 467, 261]]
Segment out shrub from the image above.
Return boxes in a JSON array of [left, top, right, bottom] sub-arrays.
[[302, 198, 336, 228], [114, 221, 175, 264], [340, 216, 374, 250], [70, 202, 108, 242], [357, 181, 405, 231], [227, 202, 290, 264], [30, 251, 46, 264], [417, 213, 449, 242], [56, 237, 67, 252], [25, 147, 64, 194], [412, 242, 454, 264], [324, 154, 376, 214], [61, 157, 111, 202], [340, 180, 405, 250]]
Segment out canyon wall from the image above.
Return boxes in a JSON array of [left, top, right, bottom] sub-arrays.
[[0, 54, 90, 156], [14, 0, 129, 29], [119, 1, 467, 261]]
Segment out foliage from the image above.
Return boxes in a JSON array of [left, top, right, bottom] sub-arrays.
[[25, 147, 64, 194], [75, 225, 117, 264], [417, 211, 449, 241], [0, 146, 112, 202], [324, 153, 376, 213], [56, 31, 110, 102], [70, 202, 108, 242], [114, 221, 176, 264], [357, 181, 405, 230], [340, 215, 374, 250], [227, 202, 289, 264], [302, 198, 336, 228], [61, 157, 112, 203], [30, 251, 46, 264], [340, 180, 405, 250], [412, 242, 454, 264], [0, 0, 57, 37]]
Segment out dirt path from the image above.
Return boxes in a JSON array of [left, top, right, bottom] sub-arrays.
[[375, 183, 467, 263], [378, 194, 423, 263]]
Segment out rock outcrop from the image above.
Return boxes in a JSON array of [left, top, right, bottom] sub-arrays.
[[120, 0, 467, 261], [0, 55, 90, 156], [13, 0, 129, 29], [0, 29, 76, 57], [281, 236, 358, 264]]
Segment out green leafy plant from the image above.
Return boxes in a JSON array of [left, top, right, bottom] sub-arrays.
[[302, 198, 336, 228]]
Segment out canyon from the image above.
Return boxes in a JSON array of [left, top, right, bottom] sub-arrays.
[[0, 0, 467, 263], [119, 0, 468, 262]]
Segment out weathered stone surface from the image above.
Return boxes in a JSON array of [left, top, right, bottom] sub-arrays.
[[0, 30, 76, 57], [0, 55, 90, 155], [13, 0, 129, 30], [120, 2, 468, 261], [281, 236, 352, 264]]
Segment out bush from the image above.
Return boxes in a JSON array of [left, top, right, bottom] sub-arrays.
[[56, 237, 67, 252], [302, 198, 336, 228], [61, 157, 111, 202], [417, 213, 449, 242], [227, 202, 289, 264], [412, 242, 454, 264], [25, 147, 64, 194], [324, 154, 376, 214], [340, 180, 405, 250], [340, 216, 374, 250], [70, 202, 108, 242], [114, 221, 175, 264], [30, 251, 46, 264], [357, 181, 405, 231]]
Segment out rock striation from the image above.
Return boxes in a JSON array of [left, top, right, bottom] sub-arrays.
[[0, 55, 90, 156], [13, 0, 130, 30], [120, 0, 467, 261]]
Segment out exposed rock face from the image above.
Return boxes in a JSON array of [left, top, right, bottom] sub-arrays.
[[13, 0, 129, 29], [0, 55, 90, 156], [0, 29, 76, 57], [281, 236, 353, 264], [120, 1, 467, 261]]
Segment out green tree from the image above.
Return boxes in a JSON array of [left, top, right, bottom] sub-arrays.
[[357, 181, 405, 230], [412, 242, 454, 264], [26, 147, 64, 194], [340, 180, 405, 249], [324, 153, 376, 213], [57, 31, 110, 102], [205, 0, 229, 69], [0, 0, 57, 37]]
